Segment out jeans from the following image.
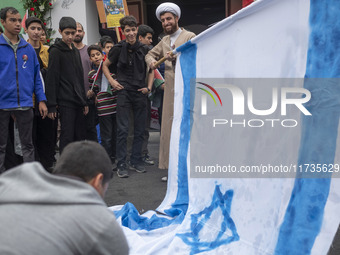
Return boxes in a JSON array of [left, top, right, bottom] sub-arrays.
[[116, 90, 146, 166]]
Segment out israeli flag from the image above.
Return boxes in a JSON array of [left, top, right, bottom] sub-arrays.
[[111, 0, 340, 254]]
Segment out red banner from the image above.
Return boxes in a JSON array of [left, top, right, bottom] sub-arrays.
[[242, 0, 254, 7]]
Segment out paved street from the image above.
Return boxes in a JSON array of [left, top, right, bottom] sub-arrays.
[[104, 131, 168, 214]]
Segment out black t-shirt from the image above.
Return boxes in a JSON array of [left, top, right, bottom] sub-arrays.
[[34, 46, 48, 82], [108, 41, 149, 91], [35, 47, 43, 70]]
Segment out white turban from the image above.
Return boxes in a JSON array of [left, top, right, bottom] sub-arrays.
[[156, 2, 181, 21]]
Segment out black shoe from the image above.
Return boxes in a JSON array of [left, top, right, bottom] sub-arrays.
[[117, 163, 129, 178], [128, 161, 146, 173], [143, 154, 154, 165]]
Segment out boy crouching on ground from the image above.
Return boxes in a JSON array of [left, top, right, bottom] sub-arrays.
[[87, 45, 117, 167]]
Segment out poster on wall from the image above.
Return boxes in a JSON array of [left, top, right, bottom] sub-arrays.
[[102, 0, 129, 28]]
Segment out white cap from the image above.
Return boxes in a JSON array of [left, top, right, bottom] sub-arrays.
[[155, 2, 181, 21]]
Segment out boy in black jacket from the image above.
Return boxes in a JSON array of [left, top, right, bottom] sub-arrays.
[[103, 16, 151, 178], [45, 17, 88, 154]]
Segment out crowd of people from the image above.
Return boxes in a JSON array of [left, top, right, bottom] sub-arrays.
[[0, 2, 195, 253], [0, 2, 194, 178]]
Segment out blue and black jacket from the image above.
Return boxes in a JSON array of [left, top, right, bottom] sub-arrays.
[[0, 34, 46, 109]]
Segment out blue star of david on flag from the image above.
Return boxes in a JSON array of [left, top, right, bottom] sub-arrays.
[[177, 185, 239, 254]]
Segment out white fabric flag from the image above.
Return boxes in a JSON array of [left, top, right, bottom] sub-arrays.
[[110, 0, 340, 254]]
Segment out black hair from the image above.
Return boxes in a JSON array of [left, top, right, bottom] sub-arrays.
[[25, 17, 43, 30], [99, 35, 112, 47], [59, 16, 76, 32], [102, 39, 114, 48], [87, 44, 103, 57], [41, 25, 47, 35], [0, 7, 19, 20], [53, 141, 112, 184], [137, 24, 154, 39], [119, 15, 137, 31]]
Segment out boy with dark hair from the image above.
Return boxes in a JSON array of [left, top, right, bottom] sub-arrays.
[[87, 44, 117, 166], [40, 25, 47, 44], [0, 141, 129, 254], [137, 24, 156, 165], [101, 37, 114, 55], [99, 35, 112, 47], [25, 16, 56, 171], [53, 141, 113, 191], [103, 16, 152, 178], [137, 24, 154, 46], [45, 16, 88, 154], [0, 7, 47, 173]]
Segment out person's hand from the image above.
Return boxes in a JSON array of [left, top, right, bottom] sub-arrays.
[[87, 90, 94, 98], [84, 106, 89, 115], [110, 79, 124, 90], [39, 101, 48, 119], [138, 87, 150, 95], [150, 61, 157, 70], [160, 84, 165, 90], [165, 51, 175, 61], [48, 112, 57, 120]]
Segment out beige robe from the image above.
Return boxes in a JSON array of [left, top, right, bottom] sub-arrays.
[[145, 29, 195, 169]]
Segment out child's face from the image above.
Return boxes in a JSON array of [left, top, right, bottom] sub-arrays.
[[59, 28, 76, 46], [122, 25, 137, 45], [40, 30, 46, 44], [103, 42, 114, 55], [89, 49, 104, 67], [26, 22, 43, 42]]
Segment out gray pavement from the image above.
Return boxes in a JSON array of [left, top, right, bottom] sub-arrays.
[[104, 131, 168, 214]]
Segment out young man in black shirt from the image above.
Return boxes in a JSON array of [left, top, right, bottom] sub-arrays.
[[45, 17, 88, 154], [103, 16, 152, 178], [25, 17, 56, 171]]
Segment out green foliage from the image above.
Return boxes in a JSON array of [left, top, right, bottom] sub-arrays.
[[21, 0, 55, 45]]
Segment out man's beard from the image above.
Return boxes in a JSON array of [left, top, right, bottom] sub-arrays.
[[74, 35, 83, 43], [163, 22, 178, 35]]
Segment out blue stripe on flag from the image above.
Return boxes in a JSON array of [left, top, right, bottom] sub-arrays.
[[164, 41, 197, 217], [275, 1, 340, 254], [114, 41, 197, 230]]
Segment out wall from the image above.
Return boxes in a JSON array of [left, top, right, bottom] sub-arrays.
[[50, 0, 100, 45], [0, 0, 25, 31]]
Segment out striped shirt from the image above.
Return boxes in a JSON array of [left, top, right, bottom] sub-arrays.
[[88, 69, 117, 116]]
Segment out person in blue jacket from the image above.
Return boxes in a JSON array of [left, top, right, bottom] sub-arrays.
[[0, 7, 47, 173]]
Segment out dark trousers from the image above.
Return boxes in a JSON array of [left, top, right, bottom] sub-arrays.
[[127, 98, 151, 157], [33, 114, 57, 169], [85, 102, 98, 142], [0, 109, 34, 173], [116, 90, 146, 166], [4, 117, 23, 170], [59, 106, 86, 154], [142, 98, 152, 155], [99, 113, 116, 164]]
